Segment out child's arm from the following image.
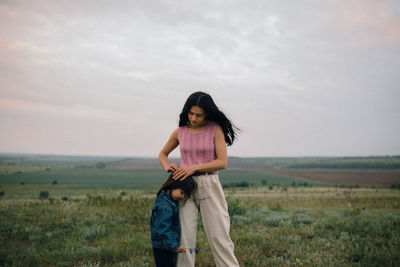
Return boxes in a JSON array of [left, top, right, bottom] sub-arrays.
[[154, 206, 182, 252]]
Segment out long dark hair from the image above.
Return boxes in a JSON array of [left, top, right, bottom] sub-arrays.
[[179, 91, 239, 146], [157, 173, 197, 200]]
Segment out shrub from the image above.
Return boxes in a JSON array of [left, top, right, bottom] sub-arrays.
[[39, 191, 49, 199], [390, 184, 400, 190], [95, 162, 106, 169], [52, 180, 58, 185], [80, 225, 106, 241], [270, 202, 285, 212], [264, 212, 290, 227], [227, 198, 247, 217], [291, 210, 312, 226]]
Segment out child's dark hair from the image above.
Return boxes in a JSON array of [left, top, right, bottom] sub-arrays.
[[179, 91, 239, 146], [157, 173, 197, 200]]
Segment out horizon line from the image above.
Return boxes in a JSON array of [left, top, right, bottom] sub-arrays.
[[1, 152, 399, 159]]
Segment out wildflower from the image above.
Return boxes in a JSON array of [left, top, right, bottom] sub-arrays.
[[348, 202, 352, 208], [187, 248, 199, 254], [294, 258, 302, 265]]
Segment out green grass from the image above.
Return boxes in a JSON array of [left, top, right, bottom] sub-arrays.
[[0, 193, 154, 266], [0, 169, 166, 187], [0, 186, 399, 266], [0, 168, 317, 188], [0, 154, 399, 265]]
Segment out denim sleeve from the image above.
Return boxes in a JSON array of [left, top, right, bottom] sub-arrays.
[[154, 205, 180, 251]]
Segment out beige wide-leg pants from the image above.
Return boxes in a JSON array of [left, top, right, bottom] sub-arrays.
[[177, 173, 239, 267]]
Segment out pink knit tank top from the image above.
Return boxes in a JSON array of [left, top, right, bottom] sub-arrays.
[[178, 121, 218, 168]]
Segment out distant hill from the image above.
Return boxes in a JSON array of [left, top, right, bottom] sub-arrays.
[[1, 154, 399, 186], [2, 153, 400, 170]]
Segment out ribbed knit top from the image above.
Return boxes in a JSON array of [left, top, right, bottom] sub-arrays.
[[178, 121, 218, 168]]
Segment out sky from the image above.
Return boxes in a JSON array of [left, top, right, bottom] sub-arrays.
[[0, 0, 399, 158]]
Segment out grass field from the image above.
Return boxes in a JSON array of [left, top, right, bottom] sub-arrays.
[[1, 154, 400, 266], [1, 186, 399, 266]]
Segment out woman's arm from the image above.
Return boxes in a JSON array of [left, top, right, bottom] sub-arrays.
[[173, 125, 228, 180], [159, 129, 179, 172]]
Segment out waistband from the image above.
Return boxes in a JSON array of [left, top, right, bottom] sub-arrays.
[[192, 171, 217, 177]]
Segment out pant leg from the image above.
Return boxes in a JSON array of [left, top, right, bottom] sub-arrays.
[[176, 195, 199, 267], [153, 247, 177, 267], [199, 174, 240, 267]]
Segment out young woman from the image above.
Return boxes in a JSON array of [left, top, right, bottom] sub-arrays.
[[150, 173, 197, 267], [159, 91, 240, 267]]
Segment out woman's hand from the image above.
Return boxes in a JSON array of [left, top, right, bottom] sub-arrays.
[[176, 245, 187, 253], [165, 162, 178, 173], [173, 166, 196, 181]]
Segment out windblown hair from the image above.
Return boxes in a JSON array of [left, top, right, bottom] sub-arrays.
[[179, 91, 239, 146], [157, 172, 197, 200]]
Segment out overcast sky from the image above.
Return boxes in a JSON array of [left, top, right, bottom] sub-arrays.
[[1, 0, 399, 158]]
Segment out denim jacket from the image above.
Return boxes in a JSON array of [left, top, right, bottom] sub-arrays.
[[150, 190, 181, 251]]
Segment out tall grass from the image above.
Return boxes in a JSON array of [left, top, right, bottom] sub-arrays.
[[1, 186, 399, 266], [0, 193, 154, 266]]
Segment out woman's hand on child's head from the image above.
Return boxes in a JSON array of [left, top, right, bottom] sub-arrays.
[[176, 245, 186, 253], [172, 167, 196, 181], [166, 162, 178, 172]]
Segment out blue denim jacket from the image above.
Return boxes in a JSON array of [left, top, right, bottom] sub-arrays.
[[150, 190, 181, 251]]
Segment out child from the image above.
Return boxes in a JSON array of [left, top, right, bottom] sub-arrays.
[[150, 173, 197, 267]]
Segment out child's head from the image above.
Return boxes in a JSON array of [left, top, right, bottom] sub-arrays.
[[157, 172, 197, 201]]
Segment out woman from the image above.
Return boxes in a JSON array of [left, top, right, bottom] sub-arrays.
[[159, 91, 240, 267]]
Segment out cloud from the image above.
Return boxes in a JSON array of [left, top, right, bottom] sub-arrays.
[[1, 0, 399, 156], [329, 0, 400, 48], [0, 97, 127, 121]]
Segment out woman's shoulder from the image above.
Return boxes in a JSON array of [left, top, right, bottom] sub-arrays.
[[169, 128, 180, 138], [207, 121, 220, 133], [177, 125, 188, 136]]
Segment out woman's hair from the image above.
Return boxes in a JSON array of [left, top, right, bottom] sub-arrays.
[[157, 172, 197, 199], [179, 91, 239, 146]]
